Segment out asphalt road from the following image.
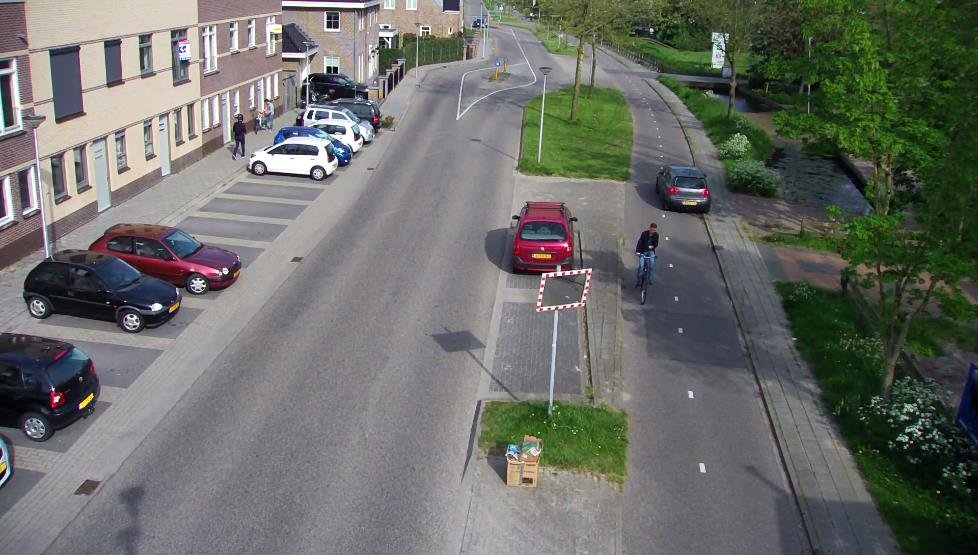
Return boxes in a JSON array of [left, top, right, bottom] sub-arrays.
[[45, 38, 547, 554]]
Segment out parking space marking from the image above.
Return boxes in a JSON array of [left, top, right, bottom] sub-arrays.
[[179, 296, 212, 310], [235, 179, 325, 190], [190, 235, 271, 249], [8, 445, 61, 473], [217, 193, 312, 206], [11, 321, 175, 351], [699, 463, 707, 474], [97, 385, 127, 403], [688, 390, 695, 399], [191, 211, 295, 226]]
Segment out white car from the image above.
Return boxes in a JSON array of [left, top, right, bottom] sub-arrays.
[[303, 105, 373, 143], [0, 435, 9, 488], [248, 137, 339, 181], [312, 121, 365, 153]]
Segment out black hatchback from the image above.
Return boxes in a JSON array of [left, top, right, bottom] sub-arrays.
[[324, 98, 381, 130], [0, 334, 100, 441], [23, 250, 182, 333]]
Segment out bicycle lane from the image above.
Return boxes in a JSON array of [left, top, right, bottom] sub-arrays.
[[598, 49, 809, 553]]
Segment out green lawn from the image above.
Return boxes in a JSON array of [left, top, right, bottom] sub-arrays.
[[479, 401, 629, 484], [520, 87, 632, 181], [614, 36, 725, 76], [760, 231, 840, 254], [777, 282, 978, 554], [533, 28, 577, 56], [905, 313, 978, 358]]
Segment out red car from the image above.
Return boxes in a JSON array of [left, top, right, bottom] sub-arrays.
[[89, 224, 241, 295], [511, 202, 578, 272]]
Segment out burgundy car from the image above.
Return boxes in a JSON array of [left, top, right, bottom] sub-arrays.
[[89, 224, 241, 295], [511, 202, 578, 272]]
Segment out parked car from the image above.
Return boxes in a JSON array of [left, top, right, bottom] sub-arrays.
[[301, 73, 368, 104], [511, 202, 578, 272], [274, 127, 352, 166], [89, 224, 241, 295], [249, 136, 339, 180], [0, 435, 9, 485], [323, 98, 381, 130], [310, 121, 364, 153], [354, 118, 374, 143], [655, 165, 711, 213], [0, 333, 100, 441], [24, 250, 182, 333], [301, 105, 368, 136], [472, 18, 484, 28]]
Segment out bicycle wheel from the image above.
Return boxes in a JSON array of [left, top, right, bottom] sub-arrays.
[[640, 278, 648, 305]]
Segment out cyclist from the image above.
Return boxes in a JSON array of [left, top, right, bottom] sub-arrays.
[[634, 222, 659, 287]]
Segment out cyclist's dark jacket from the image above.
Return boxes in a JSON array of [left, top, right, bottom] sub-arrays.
[[635, 231, 659, 254]]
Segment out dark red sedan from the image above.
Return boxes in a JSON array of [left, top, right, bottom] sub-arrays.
[[511, 201, 578, 272], [89, 224, 241, 295]]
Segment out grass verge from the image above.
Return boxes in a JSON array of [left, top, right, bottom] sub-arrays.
[[905, 313, 978, 358], [533, 28, 578, 56], [777, 282, 978, 554], [613, 35, 719, 76], [520, 86, 632, 181], [478, 401, 629, 484], [760, 231, 839, 253]]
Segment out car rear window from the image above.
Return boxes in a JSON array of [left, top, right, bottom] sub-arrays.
[[46, 347, 90, 388], [520, 222, 567, 242], [676, 176, 706, 189]]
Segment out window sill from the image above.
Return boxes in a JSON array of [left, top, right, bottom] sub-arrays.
[[325, 29, 342, 33], [54, 194, 71, 205], [203, 68, 219, 76], [117, 166, 130, 175], [230, 49, 240, 55], [0, 219, 17, 232], [21, 208, 39, 219], [172, 78, 191, 87], [0, 128, 26, 139], [202, 127, 211, 133], [146, 153, 157, 161], [266, 52, 277, 58], [107, 80, 125, 88], [140, 70, 155, 79], [249, 45, 257, 50], [55, 111, 86, 124], [175, 140, 185, 147], [188, 134, 198, 140], [76, 184, 91, 194]]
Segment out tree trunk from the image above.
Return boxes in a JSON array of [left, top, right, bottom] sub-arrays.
[[588, 34, 597, 97], [571, 35, 585, 121], [727, 57, 737, 119]]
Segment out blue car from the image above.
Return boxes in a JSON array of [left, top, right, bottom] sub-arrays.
[[273, 127, 352, 166]]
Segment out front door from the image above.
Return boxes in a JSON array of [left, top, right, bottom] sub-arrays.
[[158, 116, 172, 177], [222, 93, 232, 144], [91, 139, 112, 212]]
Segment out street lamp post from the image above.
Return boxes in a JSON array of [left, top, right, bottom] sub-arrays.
[[22, 113, 52, 258], [415, 22, 422, 87], [303, 41, 316, 108], [537, 66, 552, 164]]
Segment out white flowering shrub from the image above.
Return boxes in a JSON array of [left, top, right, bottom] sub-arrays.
[[717, 133, 752, 160], [702, 89, 717, 99], [727, 159, 781, 197], [860, 377, 978, 498], [734, 117, 754, 134], [782, 282, 818, 305]]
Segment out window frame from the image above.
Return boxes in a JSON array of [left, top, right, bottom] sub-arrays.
[[383, 0, 394, 9], [201, 98, 210, 131], [187, 103, 196, 137], [104, 39, 123, 86], [50, 47, 84, 121], [114, 130, 128, 172], [138, 34, 153, 74], [143, 120, 154, 158], [420, 25, 432, 37], [17, 166, 38, 215], [171, 29, 189, 84], [406, 0, 417, 10], [324, 56, 340, 74], [229, 22, 239, 53], [50, 153, 67, 198], [325, 11, 340, 31], [0, 58, 22, 135], [248, 19, 256, 48], [202, 25, 218, 73], [174, 108, 183, 143], [211, 95, 220, 127], [73, 145, 88, 190], [233, 90, 240, 116], [248, 83, 255, 109], [0, 176, 13, 226], [266, 17, 277, 55]]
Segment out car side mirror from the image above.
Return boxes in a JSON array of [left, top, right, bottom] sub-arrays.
[[570, 217, 578, 222], [512, 215, 520, 220]]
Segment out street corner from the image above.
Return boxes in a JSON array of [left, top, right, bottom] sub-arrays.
[[461, 454, 622, 554]]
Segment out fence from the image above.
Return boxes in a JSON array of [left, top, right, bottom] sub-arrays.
[[380, 37, 465, 73], [600, 40, 661, 73]]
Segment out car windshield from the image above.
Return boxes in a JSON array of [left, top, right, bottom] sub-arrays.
[[95, 257, 142, 289], [340, 107, 358, 120], [307, 128, 331, 140], [163, 229, 203, 258], [352, 123, 361, 135], [520, 222, 567, 242], [46, 347, 91, 388], [676, 176, 706, 189]]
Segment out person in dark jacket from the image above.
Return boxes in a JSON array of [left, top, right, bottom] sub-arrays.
[[634, 222, 659, 287], [232, 114, 247, 160]]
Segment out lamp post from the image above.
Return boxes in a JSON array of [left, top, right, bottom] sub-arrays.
[[415, 22, 422, 87], [303, 41, 316, 108], [537, 66, 552, 164], [22, 112, 52, 258]]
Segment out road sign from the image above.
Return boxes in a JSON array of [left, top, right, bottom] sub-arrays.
[[711, 32, 728, 69], [177, 39, 191, 62], [536, 268, 592, 312], [495, 58, 501, 67]]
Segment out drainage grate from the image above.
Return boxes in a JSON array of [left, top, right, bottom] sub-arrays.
[[291, 257, 304, 263], [74, 479, 101, 495], [367, 167, 375, 171]]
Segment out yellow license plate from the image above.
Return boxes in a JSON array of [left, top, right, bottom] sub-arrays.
[[79, 392, 95, 410], [169, 302, 180, 313], [0, 461, 7, 475], [531, 253, 552, 260], [233, 270, 240, 279], [682, 200, 698, 206]]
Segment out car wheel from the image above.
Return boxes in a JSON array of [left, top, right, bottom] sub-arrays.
[[251, 161, 267, 176], [118, 309, 145, 333], [19, 411, 53, 442], [27, 296, 52, 319], [310, 166, 327, 181], [186, 273, 210, 295]]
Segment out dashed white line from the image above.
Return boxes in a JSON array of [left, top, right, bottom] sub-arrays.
[[699, 463, 707, 474], [678, 327, 684, 334], [674, 296, 679, 302], [668, 263, 674, 268], [665, 236, 669, 241], [688, 390, 695, 399]]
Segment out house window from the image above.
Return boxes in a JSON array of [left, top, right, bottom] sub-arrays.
[[202, 26, 217, 73], [256, 80, 264, 106], [357, 12, 364, 31], [171, 29, 189, 83], [114, 131, 128, 171], [73, 146, 88, 190], [50, 47, 84, 120], [139, 34, 153, 74], [0, 176, 12, 226], [187, 103, 195, 137], [50, 153, 67, 198], [233, 90, 240, 115], [211, 96, 220, 127], [0, 59, 22, 134], [248, 19, 256, 48], [273, 74, 279, 98], [174, 109, 183, 143], [143, 120, 154, 157], [421, 26, 432, 37], [264, 77, 272, 102], [406, 0, 417, 10], [248, 83, 255, 109], [384, 0, 394, 9], [266, 17, 277, 55], [18, 167, 37, 214], [201, 99, 210, 130], [325, 11, 340, 31], [325, 56, 339, 74], [104, 39, 123, 85], [230, 22, 239, 52]]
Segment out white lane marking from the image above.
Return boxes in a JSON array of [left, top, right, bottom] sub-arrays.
[[699, 463, 707, 474], [678, 327, 684, 334], [668, 263, 674, 268], [674, 296, 679, 302], [457, 29, 537, 120], [665, 236, 669, 240], [688, 390, 695, 399]]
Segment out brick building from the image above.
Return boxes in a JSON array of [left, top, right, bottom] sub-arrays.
[[378, 0, 462, 41], [284, 0, 382, 85]]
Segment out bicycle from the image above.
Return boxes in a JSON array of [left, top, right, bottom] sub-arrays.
[[637, 250, 656, 305]]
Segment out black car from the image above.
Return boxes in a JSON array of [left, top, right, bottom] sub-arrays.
[[655, 165, 712, 213], [301, 73, 368, 104], [23, 250, 182, 333], [0, 333, 100, 441], [323, 98, 381, 130]]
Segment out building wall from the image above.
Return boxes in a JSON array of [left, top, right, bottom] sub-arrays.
[[284, 6, 379, 83], [379, 0, 463, 38]]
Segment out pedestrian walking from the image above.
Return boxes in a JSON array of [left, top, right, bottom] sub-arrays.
[[231, 114, 247, 160], [263, 98, 274, 130]]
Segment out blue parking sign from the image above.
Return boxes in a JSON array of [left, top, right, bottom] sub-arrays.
[[495, 58, 501, 67]]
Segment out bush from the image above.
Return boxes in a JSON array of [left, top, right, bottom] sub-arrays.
[[381, 115, 395, 129], [727, 159, 780, 197], [717, 133, 752, 160]]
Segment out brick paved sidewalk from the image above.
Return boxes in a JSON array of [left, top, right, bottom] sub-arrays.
[[647, 77, 898, 554]]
